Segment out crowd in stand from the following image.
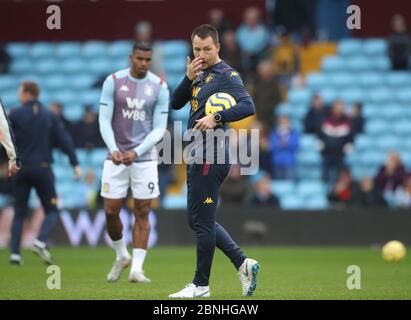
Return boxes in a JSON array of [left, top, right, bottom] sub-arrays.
[[1, 3, 411, 211]]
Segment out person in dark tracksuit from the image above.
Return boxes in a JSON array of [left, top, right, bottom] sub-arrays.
[[8, 81, 81, 265], [169, 25, 260, 298]]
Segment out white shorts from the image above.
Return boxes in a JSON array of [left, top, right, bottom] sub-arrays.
[[101, 160, 160, 199]]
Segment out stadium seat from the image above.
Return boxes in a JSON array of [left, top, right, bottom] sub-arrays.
[[297, 150, 321, 166], [271, 180, 295, 197], [372, 56, 390, 71], [63, 103, 84, 121], [10, 59, 33, 74], [365, 119, 390, 135], [34, 58, 60, 74], [288, 89, 312, 105], [375, 135, 402, 152], [30, 42, 55, 58], [69, 73, 97, 89], [163, 194, 187, 209], [393, 120, 411, 136], [296, 180, 326, 198], [328, 72, 356, 88], [359, 150, 386, 167], [6, 42, 30, 58], [82, 41, 109, 58], [0, 91, 19, 109], [363, 39, 387, 56], [163, 58, 187, 74], [88, 58, 113, 75], [108, 41, 133, 57], [55, 42, 82, 58], [322, 56, 345, 72], [357, 72, 384, 88], [366, 87, 393, 103], [42, 74, 66, 91], [305, 73, 328, 91], [338, 39, 363, 57], [385, 72, 411, 87], [318, 87, 338, 103], [304, 195, 329, 210], [299, 135, 317, 150], [345, 55, 370, 72], [161, 41, 189, 59], [91, 149, 108, 166], [280, 195, 303, 210], [79, 89, 100, 106], [0, 75, 19, 91], [339, 87, 364, 104], [395, 89, 411, 104], [60, 58, 87, 74], [354, 135, 374, 151]]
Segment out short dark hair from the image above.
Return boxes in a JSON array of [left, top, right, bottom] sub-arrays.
[[20, 81, 40, 98], [191, 24, 219, 44], [132, 41, 152, 52]]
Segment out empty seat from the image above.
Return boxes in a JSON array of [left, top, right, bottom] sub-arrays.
[[297, 150, 321, 166], [0, 75, 19, 91], [34, 58, 60, 74], [363, 39, 387, 56], [385, 72, 411, 87], [339, 87, 364, 104], [328, 72, 356, 87], [161, 41, 189, 59], [346, 55, 371, 71], [305, 73, 328, 90], [318, 87, 338, 103], [42, 74, 67, 90], [271, 180, 295, 196], [338, 39, 363, 56], [280, 195, 303, 210], [304, 195, 329, 210], [60, 58, 87, 74], [357, 72, 384, 87], [6, 42, 30, 58], [372, 56, 390, 71], [297, 180, 326, 197], [395, 89, 411, 104], [69, 74, 97, 89], [365, 119, 390, 135], [375, 135, 401, 151], [288, 89, 312, 104], [56, 42, 81, 58], [366, 87, 393, 103], [108, 41, 133, 57], [82, 41, 109, 58], [162, 194, 187, 209], [30, 42, 55, 58], [10, 59, 33, 74], [322, 56, 345, 72]]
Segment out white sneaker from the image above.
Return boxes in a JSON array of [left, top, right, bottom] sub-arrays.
[[238, 258, 260, 296], [169, 283, 210, 298], [128, 271, 151, 283], [106, 257, 131, 282]]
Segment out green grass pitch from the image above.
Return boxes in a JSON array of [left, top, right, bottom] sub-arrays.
[[0, 246, 410, 299]]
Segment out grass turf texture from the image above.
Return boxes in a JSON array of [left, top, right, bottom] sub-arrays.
[[0, 246, 410, 299]]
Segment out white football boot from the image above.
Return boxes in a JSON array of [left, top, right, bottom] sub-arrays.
[[128, 271, 151, 283], [169, 283, 210, 298], [106, 256, 131, 282], [238, 258, 260, 296]]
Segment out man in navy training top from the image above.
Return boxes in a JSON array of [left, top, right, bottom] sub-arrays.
[[8, 81, 81, 265], [169, 24, 260, 298]]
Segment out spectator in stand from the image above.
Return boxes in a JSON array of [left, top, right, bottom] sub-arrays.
[[73, 106, 104, 149], [236, 7, 270, 71], [0, 43, 11, 74], [49, 102, 72, 133], [374, 152, 407, 196], [271, 32, 299, 90], [220, 164, 251, 205], [208, 8, 231, 36], [393, 175, 411, 208], [318, 100, 353, 188], [269, 114, 299, 180], [252, 59, 282, 129], [350, 177, 387, 208], [327, 168, 355, 208], [350, 102, 365, 136], [388, 14, 411, 70], [249, 172, 280, 207], [220, 29, 244, 75], [304, 94, 327, 135]]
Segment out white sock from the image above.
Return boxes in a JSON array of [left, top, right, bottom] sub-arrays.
[[112, 238, 130, 261], [131, 248, 147, 273]]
